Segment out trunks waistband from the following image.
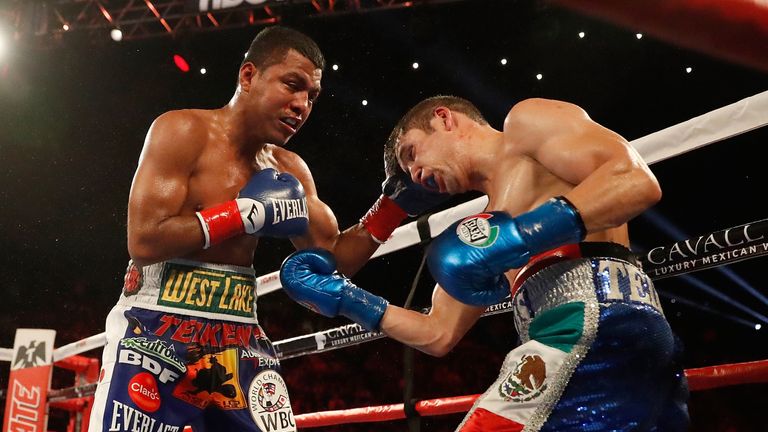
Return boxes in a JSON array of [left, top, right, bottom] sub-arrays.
[[119, 259, 259, 323], [512, 253, 662, 338], [511, 242, 639, 296]]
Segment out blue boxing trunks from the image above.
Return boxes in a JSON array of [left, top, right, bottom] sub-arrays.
[[457, 242, 689, 431], [88, 259, 296, 432]]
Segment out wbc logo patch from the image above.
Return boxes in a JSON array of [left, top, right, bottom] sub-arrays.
[[249, 370, 296, 432], [457, 214, 499, 248]]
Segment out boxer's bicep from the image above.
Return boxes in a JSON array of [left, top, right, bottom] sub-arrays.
[[128, 113, 203, 256], [429, 285, 486, 338], [534, 123, 635, 186], [291, 194, 340, 251], [292, 196, 379, 276]]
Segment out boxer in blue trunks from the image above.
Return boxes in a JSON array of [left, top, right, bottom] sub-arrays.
[[279, 96, 690, 431], [88, 27, 446, 432]]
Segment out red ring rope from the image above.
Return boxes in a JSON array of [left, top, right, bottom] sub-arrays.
[[293, 359, 768, 428]]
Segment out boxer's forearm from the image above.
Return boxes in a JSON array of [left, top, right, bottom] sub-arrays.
[[128, 215, 207, 266], [380, 287, 485, 357], [333, 224, 382, 276], [293, 195, 381, 276], [380, 306, 456, 357]]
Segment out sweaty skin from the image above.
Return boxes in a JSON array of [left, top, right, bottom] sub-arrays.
[[381, 98, 661, 356], [127, 49, 378, 274]]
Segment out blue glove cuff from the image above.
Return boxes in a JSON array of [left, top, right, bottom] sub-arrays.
[[515, 196, 586, 254], [340, 284, 388, 332]]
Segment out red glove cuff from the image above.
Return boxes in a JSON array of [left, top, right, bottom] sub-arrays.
[[360, 195, 408, 243], [196, 201, 245, 249]]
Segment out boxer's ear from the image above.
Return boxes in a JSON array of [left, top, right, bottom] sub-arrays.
[[433, 106, 455, 131], [239, 63, 258, 92]]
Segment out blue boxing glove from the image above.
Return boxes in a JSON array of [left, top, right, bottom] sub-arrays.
[[238, 168, 308, 237], [196, 168, 308, 249], [382, 167, 451, 217], [279, 248, 389, 332], [427, 196, 587, 306]]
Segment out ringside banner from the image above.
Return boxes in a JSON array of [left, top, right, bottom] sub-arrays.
[[640, 218, 768, 280], [2, 329, 56, 432]]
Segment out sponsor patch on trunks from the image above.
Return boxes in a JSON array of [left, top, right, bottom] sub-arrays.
[[249, 370, 296, 432], [158, 263, 255, 318], [172, 349, 246, 410], [128, 372, 161, 413], [123, 261, 144, 297], [120, 337, 186, 373]]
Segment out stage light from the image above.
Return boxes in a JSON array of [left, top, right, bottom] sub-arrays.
[[63, 24, 70, 31], [500, 58, 507, 65], [173, 54, 190, 73], [718, 267, 768, 309], [685, 67, 693, 73], [536, 73, 543, 80], [110, 29, 123, 42], [412, 62, 419, 70], [756, 324, 762, 330], [660, 290, 760, 329], [200, 68, 207, 75], [681, 274, 768, 325], [361, 99, 368, 106], [636, 33, 643, 39], [578, 31, 585, 38], [332, 64, 339, 71]]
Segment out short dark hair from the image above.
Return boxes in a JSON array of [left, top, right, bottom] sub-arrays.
[[384, 95, 488, 173], [241, 26, 325, 71]]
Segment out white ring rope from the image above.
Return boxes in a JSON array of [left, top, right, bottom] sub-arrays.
[[1, 90, 767, 363], [257, 89, 768, 295]]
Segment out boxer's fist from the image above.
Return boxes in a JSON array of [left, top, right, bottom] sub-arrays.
[[196, 168, 308, 249], [237, 168, 308, 237], [427, 197, 586, 306], [382, 158, 450, 217], [427, 212, 519, 306], [279, 248, 388, 331], [360, 159, 451, 243]]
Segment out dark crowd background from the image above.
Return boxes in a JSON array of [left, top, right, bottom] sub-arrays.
[[1, 0, 767, 430]]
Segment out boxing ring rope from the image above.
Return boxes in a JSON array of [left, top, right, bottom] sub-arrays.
[[2, 90, 768, 430], [294, 359, 768, 428]]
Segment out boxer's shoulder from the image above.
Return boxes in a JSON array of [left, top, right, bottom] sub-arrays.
[[267, 145, 314, 187], [145, 109, 209, 154], [152, 109, 211, 135]]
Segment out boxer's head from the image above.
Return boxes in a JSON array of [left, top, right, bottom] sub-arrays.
[[241, 26, 325, 72], [385, 95, 488, 194], [236, 26, 325, 146]]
